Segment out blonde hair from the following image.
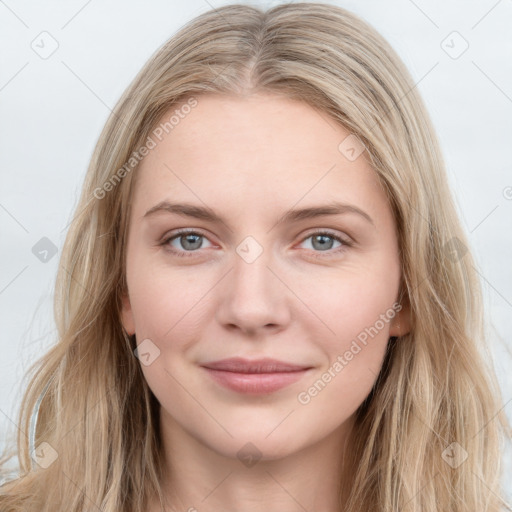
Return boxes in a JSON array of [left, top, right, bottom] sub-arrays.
[[1, 2, 510, 511]]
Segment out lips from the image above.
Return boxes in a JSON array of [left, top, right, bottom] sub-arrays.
[[200, 357, 311, 373], [200, 357, 313, 394]]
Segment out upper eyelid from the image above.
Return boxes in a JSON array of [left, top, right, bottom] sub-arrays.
[[165, 228, 215, 244]]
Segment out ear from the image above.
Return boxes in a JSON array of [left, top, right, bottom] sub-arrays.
[[388, 293, 412, 337], [120, 292, 136, 336]]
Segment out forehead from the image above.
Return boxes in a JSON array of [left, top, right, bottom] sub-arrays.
[[131, 93, 387, 221]]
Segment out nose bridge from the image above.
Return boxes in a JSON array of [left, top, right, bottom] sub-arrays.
[[231, 234, 277, 304], [233, 235, 272, 293], [216, 233, 290, 332]]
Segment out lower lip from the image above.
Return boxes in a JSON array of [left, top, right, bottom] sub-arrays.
[[202, 367, 311, 394]]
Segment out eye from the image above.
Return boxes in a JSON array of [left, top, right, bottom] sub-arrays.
[[160, 228, 352, 259], [297, 230, 352, 257], [161, 229, 213, 257]]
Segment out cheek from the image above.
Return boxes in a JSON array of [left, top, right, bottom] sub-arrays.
[[297, 262, 399, 399], [302, 261, 400, 342], [127, 250, 211, 340], [295, 299, 393, 418], [130, 268, 211, 402]]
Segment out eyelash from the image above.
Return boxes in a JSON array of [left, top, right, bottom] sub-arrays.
[[160, 228, 353, 259]]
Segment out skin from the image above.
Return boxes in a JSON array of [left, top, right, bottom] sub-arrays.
[[121, 93, 411, 512]]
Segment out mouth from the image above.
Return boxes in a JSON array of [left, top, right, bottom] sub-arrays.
[[200, 357, 313, 394]]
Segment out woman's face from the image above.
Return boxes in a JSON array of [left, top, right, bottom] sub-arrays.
[[121, 93, 409, 461]]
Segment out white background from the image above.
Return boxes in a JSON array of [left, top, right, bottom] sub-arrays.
[[1, 0, 511, 501]]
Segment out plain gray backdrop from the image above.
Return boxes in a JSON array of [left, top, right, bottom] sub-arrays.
[[1, 0, 511, 499]]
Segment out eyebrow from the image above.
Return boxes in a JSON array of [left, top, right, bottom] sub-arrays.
[[142, 200, 375, 228]]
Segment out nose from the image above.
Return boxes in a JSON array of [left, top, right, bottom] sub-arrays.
[[215, 243, 292, 336]]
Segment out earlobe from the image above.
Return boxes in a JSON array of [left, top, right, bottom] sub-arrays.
[[389, 297, 412, 337], [120, 293, 136, 336]]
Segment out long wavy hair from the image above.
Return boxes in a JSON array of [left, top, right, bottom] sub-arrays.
[[1, 3, 510, 511]]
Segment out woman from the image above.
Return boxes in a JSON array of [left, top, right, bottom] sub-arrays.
[[1, 3, 510, 511]]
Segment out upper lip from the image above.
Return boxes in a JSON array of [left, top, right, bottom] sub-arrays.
[[200, 357, 312, 373]]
